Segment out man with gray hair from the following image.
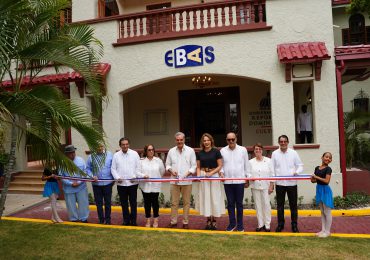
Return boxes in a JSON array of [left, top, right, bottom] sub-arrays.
[[165, 132, 196, 229]]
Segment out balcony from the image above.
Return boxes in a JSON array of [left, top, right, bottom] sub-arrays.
[[111, 0, 270, 46]]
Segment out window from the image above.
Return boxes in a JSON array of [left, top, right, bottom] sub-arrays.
[[342, 14, 369, 46], [61, 6, 72, 24], [353, 89, 370, 131], [294, 82, 314, 144], [98, 0, 119, 18]]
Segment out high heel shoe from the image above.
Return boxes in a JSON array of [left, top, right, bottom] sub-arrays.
[[153, 218, 159, 228]]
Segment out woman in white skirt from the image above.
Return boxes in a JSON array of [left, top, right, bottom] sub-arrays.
[[248, 143, 274, 232], [196, 133, 225, 230]]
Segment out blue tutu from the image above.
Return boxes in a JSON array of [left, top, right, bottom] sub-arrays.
[[43, 181, 60, 197], [316, 184, 334, 208]]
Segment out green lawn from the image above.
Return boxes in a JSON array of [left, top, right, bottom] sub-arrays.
[[1, 221, 369, 259]]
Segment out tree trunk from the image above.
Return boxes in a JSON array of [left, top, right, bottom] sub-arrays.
[[0, 117, 17, 219]]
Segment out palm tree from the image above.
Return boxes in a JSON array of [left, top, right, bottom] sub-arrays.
[[0, 0, 106, 218]]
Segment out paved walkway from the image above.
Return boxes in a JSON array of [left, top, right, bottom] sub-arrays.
[[3, 194, 48, 216], [8, 201, 370, 236]]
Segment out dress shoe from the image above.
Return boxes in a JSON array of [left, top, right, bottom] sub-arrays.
[[292, 225, 299, 233], [264, 228, 271, 232], [275, 225, 284, 232], [182, 224, 189, 229], [105, 221, 111, 225], [256, 226, 265, 232], [226, 225, 236, 232], [99, 219, 105, 224], [81, 220, 88, 223], [167, 223, 177, 228], [210, 222, 217, 230]]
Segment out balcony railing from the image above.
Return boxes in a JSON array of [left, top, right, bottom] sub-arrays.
[[113, 0, 270, 46]]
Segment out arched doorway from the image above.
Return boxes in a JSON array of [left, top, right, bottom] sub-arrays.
[[122, 74, 271, 148]]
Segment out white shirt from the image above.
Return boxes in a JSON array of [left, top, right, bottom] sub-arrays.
[[139, 157, 165, 193], [220, 144, 249, 184], [248, 157, 273, 190], [111, 149, 140, 186], [297, 112, 312, 133], [165, 145, 196, 185], [271, 148, 304, 186]]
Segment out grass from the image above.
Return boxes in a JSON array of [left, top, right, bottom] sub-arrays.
[[1, 221, 369, 259]]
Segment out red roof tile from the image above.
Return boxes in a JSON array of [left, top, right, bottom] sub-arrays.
[[277, 42, 331, 64], [335, 45, 370, 60], [332, 0, 351, 5], [1, 63, 111, 88]]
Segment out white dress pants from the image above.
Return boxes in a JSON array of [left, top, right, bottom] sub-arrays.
[[252, 188, 271, 229]]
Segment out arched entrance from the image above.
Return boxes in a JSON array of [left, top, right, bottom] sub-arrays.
[[122, 74, 271, 149]]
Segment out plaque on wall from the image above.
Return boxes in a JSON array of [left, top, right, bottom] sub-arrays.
[[144, 110, 168, 135]]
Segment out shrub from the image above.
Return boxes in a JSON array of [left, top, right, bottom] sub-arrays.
[[334, 192, 370, 209], [88, 193, 94, 204]]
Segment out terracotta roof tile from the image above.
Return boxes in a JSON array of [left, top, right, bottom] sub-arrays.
[[277, 42, 331, 64], [335, 45, 370, 60], [1, 63, 111, 88]]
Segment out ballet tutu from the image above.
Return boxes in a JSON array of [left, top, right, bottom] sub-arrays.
[[43, 181, 60, 197], [316, 184, 334, 208]]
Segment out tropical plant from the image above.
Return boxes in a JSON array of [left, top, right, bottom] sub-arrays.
[[0, 0, 106, 218], [348, 0, 370, 17], [343, 110, 370, 168]]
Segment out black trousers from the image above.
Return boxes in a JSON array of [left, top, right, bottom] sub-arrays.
[[92, 183, 113, 223], [142, 191, 160, 218], [117, 185, 138, 225], [276, 185, 298, 226], [300, 131, 312, 143]]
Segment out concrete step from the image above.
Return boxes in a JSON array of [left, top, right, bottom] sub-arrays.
[[9, 182, 44, 188], [15, 171, 43, 177], [13, 175, 42, 180], [1, 186, 44, 194], [2, 170, 46, 194]]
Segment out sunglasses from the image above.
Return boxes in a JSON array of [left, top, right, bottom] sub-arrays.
[[227, 138, 235, 142]]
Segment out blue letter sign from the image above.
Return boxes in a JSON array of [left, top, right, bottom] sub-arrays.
[[165, 45, 215, 68]]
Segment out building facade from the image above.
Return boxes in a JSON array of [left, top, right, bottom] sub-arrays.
[[5, 0, 370, 202], [64, 0, 344, 202]]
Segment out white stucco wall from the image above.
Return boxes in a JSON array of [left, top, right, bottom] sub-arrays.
[[68, 0, 341, 202]]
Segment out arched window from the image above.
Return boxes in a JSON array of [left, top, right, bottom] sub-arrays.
[[342, 13, 370, 46], [349, 13, 365, 45]]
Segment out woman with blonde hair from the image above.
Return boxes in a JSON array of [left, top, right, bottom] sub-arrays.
[[196, 133, 225, 230]]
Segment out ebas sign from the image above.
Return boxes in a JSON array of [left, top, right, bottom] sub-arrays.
[[165, 45, 215, 68]]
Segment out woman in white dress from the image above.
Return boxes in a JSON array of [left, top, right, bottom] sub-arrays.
[[196, 133, 225, 230], [139, 144, 165, 228], [248, 143, 274, 232]]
